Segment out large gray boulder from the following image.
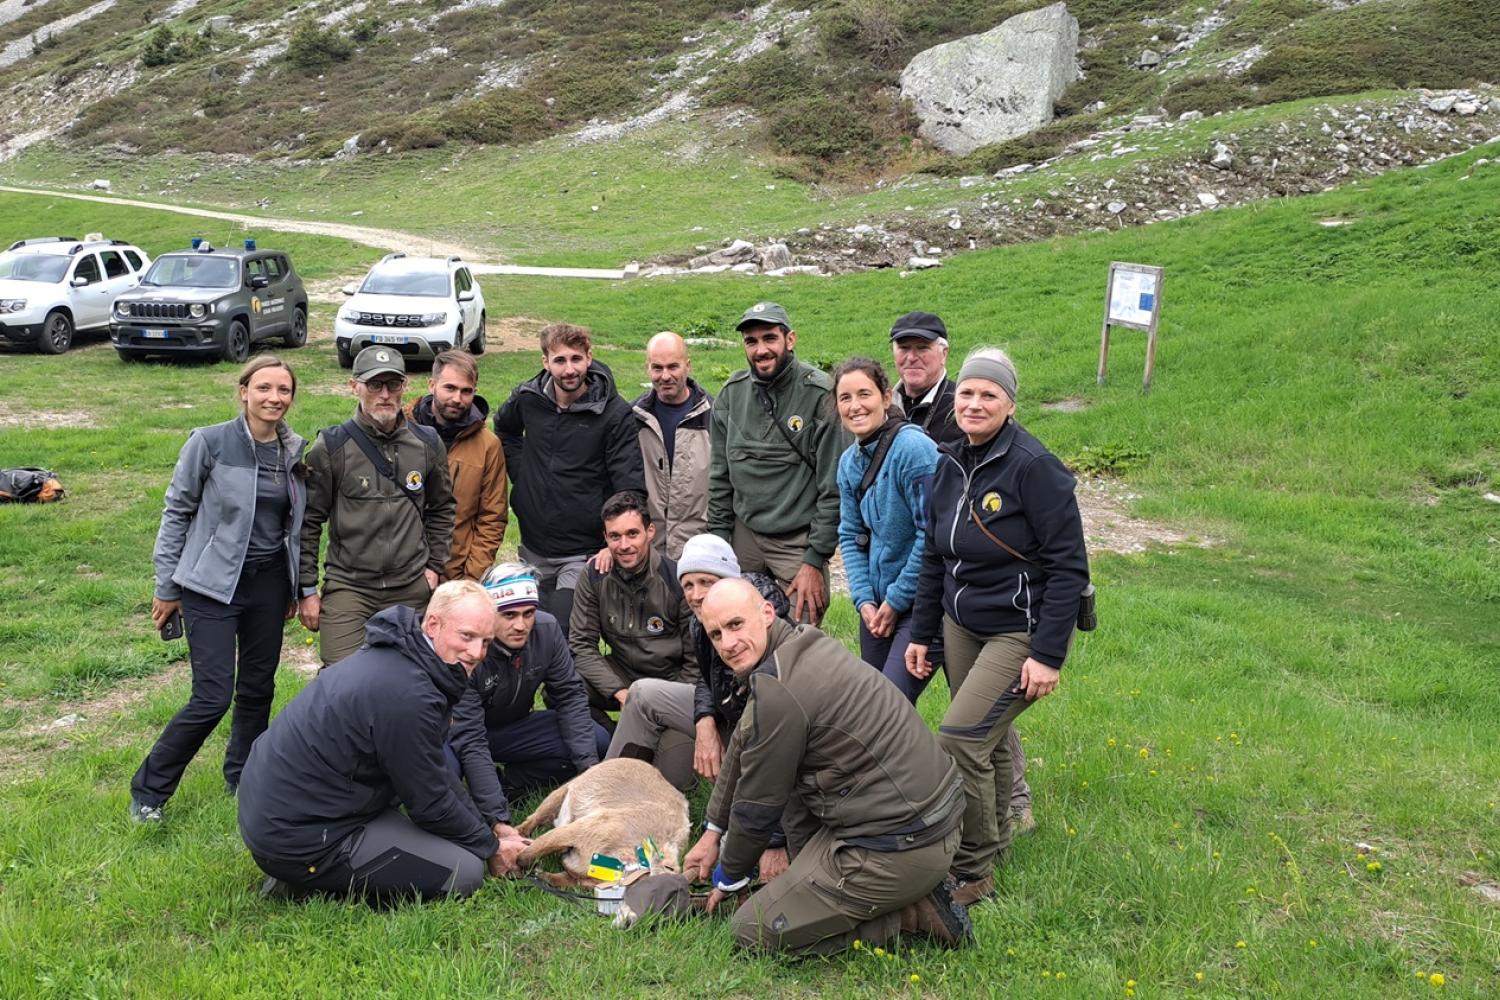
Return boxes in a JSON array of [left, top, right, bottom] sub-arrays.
[[898, 3, 1080, 157]]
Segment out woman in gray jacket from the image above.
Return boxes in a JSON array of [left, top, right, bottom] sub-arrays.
[[129, 356, 307, 823]]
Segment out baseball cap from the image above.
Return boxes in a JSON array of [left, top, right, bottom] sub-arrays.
[[735, 301, 791, 331], [889, 311, 947, 342], [352, 345, 406, 382]]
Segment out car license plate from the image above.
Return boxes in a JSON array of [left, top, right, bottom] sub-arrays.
[[143, 329, 169, 339], [371, 334, 409, 345]]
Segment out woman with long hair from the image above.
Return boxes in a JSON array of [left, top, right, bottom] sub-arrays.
[[831, 357, 941, 703], [130, 355, 307, 822]]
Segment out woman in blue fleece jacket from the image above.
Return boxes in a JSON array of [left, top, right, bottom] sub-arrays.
[[833, 358, 940, 703]]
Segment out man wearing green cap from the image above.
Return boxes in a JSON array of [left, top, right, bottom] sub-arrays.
[[706, 303, 845, 625], [298, 345, 456, 666]]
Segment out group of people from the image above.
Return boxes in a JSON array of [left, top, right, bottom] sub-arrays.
[[131, 300, 1091, 956]]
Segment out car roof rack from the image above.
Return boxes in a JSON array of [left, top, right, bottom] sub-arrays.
[[381, 252, 407, 262], [447, 255, 463, 264], [7, 236, 77, 250]]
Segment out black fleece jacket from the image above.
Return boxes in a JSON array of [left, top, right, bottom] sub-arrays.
[[448, 611, 599, 823], [911, 417, 1090, 668], [238, 605, 498, 865], [493, 360, 645, 558]]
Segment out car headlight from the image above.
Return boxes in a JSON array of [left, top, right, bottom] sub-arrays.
[[421, 312, 447, 326], [115, 300, 131, 316], [0, 299, 25, 313], [189, 303, 207, 319]]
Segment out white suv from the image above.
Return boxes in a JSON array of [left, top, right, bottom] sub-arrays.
[[333, 253, 486, 368], [0, 236, 151, 354]]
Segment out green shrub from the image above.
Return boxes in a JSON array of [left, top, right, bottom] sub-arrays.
[[440, 89, 551, 145], [140, 25, 203, 67], [768, 95, 875, 160], [1161, 76, 1257, 117], [530, 60, 643, 122], [285, 19, 353, 71]]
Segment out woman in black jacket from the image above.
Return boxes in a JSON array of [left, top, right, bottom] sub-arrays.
[[905, 347, 1090, 906]]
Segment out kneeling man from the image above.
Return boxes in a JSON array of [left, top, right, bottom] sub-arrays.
[[238, 581, 526, 903], [683, 579, 973, 955]]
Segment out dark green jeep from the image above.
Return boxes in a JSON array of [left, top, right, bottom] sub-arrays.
[[110, 241, 309, 362]]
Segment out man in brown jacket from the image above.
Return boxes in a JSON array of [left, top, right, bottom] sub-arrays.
[[683, 578, 972, 956], [568, 491, 697, 788], [408, 351, 508, 581]]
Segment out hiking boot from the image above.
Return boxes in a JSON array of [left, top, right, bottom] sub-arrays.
[[899, 876, 974, 948], [260, 875, 294, 900], [129, 798, 164, 824], [1011, 805, 1036, 836], [950, 873, 995, 907]]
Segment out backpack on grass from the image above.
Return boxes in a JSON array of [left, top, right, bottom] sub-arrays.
[[0, 468, 65, 503]]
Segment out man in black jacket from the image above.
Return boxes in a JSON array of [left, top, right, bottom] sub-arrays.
[[448, 563, 608, 812], [238, 581, 528, 903], [493, 323, 645, 630]]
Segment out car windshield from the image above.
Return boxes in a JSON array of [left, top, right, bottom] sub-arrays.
[[0, 252, 70, 283], [359, 266, 449, 297], [141, 255, 239, 289]]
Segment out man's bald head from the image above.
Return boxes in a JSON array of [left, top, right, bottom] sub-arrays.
[[646, 331, 692, 405], [699, 577, 776, 675]]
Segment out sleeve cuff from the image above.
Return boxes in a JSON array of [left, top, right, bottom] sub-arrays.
[[704, 820, 725, 834], [712, 864, 750, 892]]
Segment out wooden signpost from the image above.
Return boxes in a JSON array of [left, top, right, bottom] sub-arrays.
[[1097, 261, 1165, 392]]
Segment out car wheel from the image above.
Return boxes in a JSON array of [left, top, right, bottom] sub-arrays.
[[468, 312, 486, 355], [284, 307, 308, 348], [39, 310, 73, 355], [337, 342, 353, 368], [222, 320, 250, 363]]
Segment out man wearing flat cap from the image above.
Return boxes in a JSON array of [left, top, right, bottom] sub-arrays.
[[706, 302, 846, 625], [298, 345, 456, 666]]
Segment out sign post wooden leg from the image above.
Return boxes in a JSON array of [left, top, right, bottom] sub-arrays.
[[1142, 326, 1158, 393], [1097, 322, 1111, 385]]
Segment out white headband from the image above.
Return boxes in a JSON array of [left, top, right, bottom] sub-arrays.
[[484, 574, 539, 610]]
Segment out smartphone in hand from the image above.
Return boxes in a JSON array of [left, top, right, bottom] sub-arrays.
[[159, 609, 184, 641]]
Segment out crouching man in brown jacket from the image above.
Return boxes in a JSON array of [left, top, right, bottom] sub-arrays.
[[683, 578, 973, 955]]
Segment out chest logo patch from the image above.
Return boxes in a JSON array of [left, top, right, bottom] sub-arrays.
[[404, 470, 424, 491], [359, 476, 370, 490], [981, 491, 1002, 513], [645, 615, 666, 635], [786, 415, 804, 433]]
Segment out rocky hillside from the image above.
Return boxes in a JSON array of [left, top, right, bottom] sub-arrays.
[[1, 0, 1494, 171]]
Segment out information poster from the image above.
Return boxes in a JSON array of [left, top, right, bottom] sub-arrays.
[[1107, 266, 1160, 329]]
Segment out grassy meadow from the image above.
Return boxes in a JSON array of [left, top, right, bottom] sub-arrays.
[[0, 147, 1498, 998]]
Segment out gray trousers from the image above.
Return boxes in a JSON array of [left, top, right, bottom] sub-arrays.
[[319, 575, 432, 667], [730, 808, 961, 956], [518, 545, 590, 637], [730, 522, 829, 626], [604, 678, 698, 792], [253, 809, 485, 904], [937, 621, 1048, 879]]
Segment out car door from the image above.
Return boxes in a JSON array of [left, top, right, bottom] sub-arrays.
[[96, 250, 138, 330], [243, 258, 278, 338], [455, 267, 477, 342], [68, 252, 110, 329], [261, 256, 291, 335]]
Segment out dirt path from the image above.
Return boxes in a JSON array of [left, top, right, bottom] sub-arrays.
[[0, 185, 627, 278]]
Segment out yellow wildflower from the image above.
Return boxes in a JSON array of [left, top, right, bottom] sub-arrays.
[[1429, 973, 1445, 987], [1235, 940, 1247, 949], [1366, 861, 1382, 873], [1195, 971, 1205, 982], [910, 974, 920, 984]]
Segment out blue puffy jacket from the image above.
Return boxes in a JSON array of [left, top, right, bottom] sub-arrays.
[[836, 423, 939, 615]]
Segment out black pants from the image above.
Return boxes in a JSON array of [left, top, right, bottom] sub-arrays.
[[131, 561, 289, 806], [485, 709, 610, 798], [252, 810, 485, 905]]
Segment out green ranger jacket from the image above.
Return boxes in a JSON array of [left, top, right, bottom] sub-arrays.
[[707, 620, 964, 881], [299, 406, 455, 595], [568, 547, 698, 698], [706, 355, 846, 569]]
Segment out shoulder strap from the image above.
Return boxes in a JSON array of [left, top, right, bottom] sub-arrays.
[[340, 419, 425, 520], [753, 384, 817, 475], [855, 421, 907, 503], [657, 557, 683, 601], [968, 505, 1032, 564]]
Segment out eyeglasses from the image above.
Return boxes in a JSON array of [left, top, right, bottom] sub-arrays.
[[364, 378, 407, 395]]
